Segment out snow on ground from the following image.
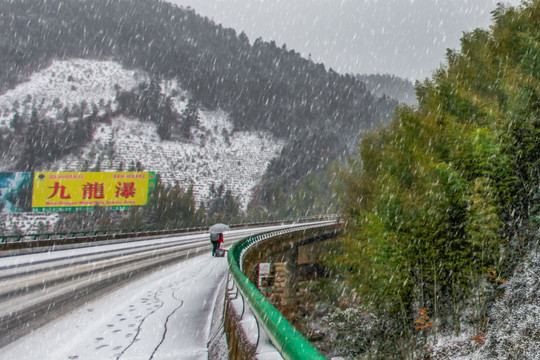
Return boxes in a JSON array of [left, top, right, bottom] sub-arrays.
[[0, 224, 316, 359], [427, 233, 540, 360], [0, 213, 59, 235], [0, 58, 147, 125], [0, 253, 229, 360], [468, 244, 540, 360], [228, 280, 283, 360], [54, 112, 283, 209]]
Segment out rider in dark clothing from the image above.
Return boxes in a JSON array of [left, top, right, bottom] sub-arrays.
[[210, 232, 223, 256]]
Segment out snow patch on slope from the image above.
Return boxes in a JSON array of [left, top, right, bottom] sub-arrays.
[[0, 58, 147, 125], [6, 58, 285, 210], [428, 234, 540, 360], [471, 244, 540, 359], [54, 113, 283, 210]]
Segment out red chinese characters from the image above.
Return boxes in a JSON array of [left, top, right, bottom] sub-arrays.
[[82, 182, 105, 199], [115, 182, 136, 198], [47, 182, 71, 199]]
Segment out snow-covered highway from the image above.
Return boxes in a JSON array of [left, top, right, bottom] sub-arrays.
[[0, 221, 331, 359]]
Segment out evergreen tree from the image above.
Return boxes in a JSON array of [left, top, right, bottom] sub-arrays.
[[144, 177, 203, 229], [181, 99, 200, 139], [206, 183, 241, 223], [10, 111, 23, 133]]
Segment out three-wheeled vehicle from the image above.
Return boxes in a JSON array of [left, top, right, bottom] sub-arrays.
[[209, 223, 229, 257]]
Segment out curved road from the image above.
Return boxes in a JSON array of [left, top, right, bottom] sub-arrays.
[[0, 221, 331, 359]]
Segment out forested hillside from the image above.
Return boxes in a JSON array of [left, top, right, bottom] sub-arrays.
[[0, 0, 396, 218], [322, 2, 539, 358]]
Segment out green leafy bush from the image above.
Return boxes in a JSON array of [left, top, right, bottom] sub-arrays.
[[331, 1, 540, 356]]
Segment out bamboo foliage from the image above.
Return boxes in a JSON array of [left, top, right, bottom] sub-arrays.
[[330, 1, 540, 354]]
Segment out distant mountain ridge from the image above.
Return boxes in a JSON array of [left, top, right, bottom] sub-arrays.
[[0, 0, 397, 216], [357, 73, 417, 106]]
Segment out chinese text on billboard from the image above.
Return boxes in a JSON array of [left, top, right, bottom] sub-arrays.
[[32, 172, 156, 212]]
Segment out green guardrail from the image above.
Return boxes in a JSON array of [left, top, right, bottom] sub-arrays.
[[228, 223, 339, 360]]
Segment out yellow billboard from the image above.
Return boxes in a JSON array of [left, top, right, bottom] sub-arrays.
[[32, 172, 155, 212]]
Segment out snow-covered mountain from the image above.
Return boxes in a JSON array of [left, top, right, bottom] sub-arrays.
[[0, 59, 147, 125], [0, 58, 284, 211]]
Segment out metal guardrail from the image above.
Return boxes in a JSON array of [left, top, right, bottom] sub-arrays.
[[227, 222, 340, 360], [0, 227, 205, 245], [0, 215, 339, 248]]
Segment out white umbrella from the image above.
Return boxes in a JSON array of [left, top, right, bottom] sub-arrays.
[[209, 223, 230, 234]]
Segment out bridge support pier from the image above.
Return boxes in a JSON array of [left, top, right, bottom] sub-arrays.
[[272, 245, 298, 313]]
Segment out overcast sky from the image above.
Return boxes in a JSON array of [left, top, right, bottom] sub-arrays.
[[168, 0, 521, 80]]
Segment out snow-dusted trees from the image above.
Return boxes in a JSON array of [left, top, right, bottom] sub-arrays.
[[116, 78, 180, 141], [9, 106, 94, 171], [328, 2, 540, 357], [143, 177, 204, 229], [205, 183, 241, 224], [115, 78, 201, 141], [180, 99, 200, 140]]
